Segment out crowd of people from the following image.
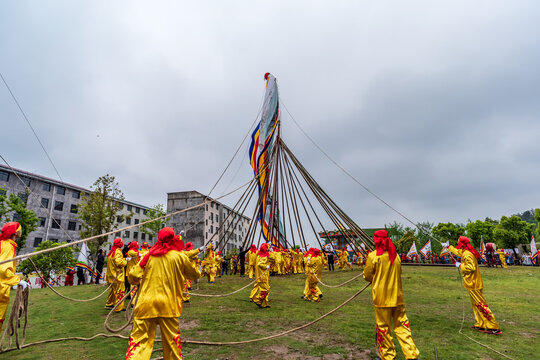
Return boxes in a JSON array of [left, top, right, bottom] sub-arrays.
[[1, 220, 531, 360]]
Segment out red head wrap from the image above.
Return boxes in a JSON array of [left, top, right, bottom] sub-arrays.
[[129, 241, 139, 252], [294, 248, 300, 254], [139, 227, 183, 268], [456, 236, 481, 259], [258, 243, 270, 258], [374, 229, 397, 264], [250, 244, 257, 254], [217, 250, 222, 255], [0, 221, 20, 252], [107, 238, 123, 258], [312, 248, 321, 257], [142, 242, 150, 249], [185, 242, 193, 251]]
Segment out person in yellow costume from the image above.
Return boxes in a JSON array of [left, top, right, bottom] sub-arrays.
[[181, 242, 202, 303], [126, 241, 141, 298], [0, 222, 29, 331], [356, 251, 364, 269], [125, 227, 200, 360], [302, 248, 323, 302], [215, 251, 224, 277], [274, 246, 283, 275], [496, 249, 507, 268], [443, 237, 502, 335], [105, 237, 127, 312], [363, 230, 420, 360], [247, 244, 258, 278], [250, 243, 271, 308], [202, 242, 217, 283], [139, 242, 150, 258], [337, 247, 353, 270]]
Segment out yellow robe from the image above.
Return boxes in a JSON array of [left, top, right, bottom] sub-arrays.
[[338, 250, 352, 270], [248, 250, 258, 279], [251, 255, 270, 307], [126, 250, 201, 360], [449, 246, 500, 331], [496, 249, 507, 268], [304, 255, 323, 301], [181, 249, 200, 302], [0, 240, 20, 331], [126, 250, 140, 286], [363, 251, 419, 360], [203, 248, 217, 283], [105, 248, 127, 312]]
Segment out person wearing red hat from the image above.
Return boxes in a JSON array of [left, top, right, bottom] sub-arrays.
[[125, 227, 200, 360], [247, 244, 258, 279], [202, 243, 218, 283], [105, 237, 128, 312], [302, 248, 323, 302], [181, 241, 204, 303], [0, 222, 29, 331], [250, 243, 271, 308], [139, 242, 150, 257], [444, 236, 501, 335], [126, 241, 141, 299], [363, 230, 419, 360], [337, 247, 353, 270], [215, 250, 224, 278]]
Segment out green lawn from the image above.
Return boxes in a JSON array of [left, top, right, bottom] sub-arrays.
[[3, 266, 539, 359]]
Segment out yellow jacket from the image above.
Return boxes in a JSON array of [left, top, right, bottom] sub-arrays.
[[126, 249, 140, 284], [306, 255, 323, 281], [449, 246, 483, 290], [255, 255, 269, 283], [248, 250, 258, 266], [363, 250, 404, 307], [0, 240, 20, 287], [128, 250, 200, 319], [106, 249, 127, 284]]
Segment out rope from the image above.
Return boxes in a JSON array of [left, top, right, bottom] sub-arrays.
[[312, 271, 364, 289], [104, 285, 139, 333], [456, 268, 514, 360], [0, 285, 29, 351], [190, 270, 267, 298], [29, 258, 115, 302]]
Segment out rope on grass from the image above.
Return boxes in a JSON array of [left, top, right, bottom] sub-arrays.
[[0, 285, 29, 351], [312, 271, 364, 288], [456, 268, 514, 360], [104, 285, 139, 333], [190, 270, 268, 298], [29, 258, 116, 302]]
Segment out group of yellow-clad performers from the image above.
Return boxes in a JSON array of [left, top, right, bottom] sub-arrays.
[[0, 221, 505, 360]]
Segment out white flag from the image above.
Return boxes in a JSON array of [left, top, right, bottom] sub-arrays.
[[531, 236, 537, 255], [77, 242, 90, 266], [407, 242, 418, 258], [420, 240, 432, 258]]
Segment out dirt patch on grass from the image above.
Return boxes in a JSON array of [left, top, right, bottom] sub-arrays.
[[180, 319, 200, 330]]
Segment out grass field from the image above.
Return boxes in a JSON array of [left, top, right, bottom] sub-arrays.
[[3, 265, 539, 360]]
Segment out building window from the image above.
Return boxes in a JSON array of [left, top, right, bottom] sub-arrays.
[[115, 232, 121, 237], [22, 177, 31, 186], [41, 197, 49, 208], [126, 217, 131, 225], [216, 204, 219, 210], [210, 213, 214, 221], [54, 201, 64, 211], [143, 209, 147, 215], [216, 215, 219, 222], [211, 202, 214, 208], [206, 219, 208, 226], [42, 182, 51, 191], [206, 204, 208, 211], [127, 205, 132, 211], [68, 221, 76, 231], [13, 213, 21, 222], [72, 190, 80, 199], [70, 204, 78, 214], [136, 207, 140, 214], [57, 186, 66, 195], [0, 170, 9, 182], [134, 232, 138, 239], [78, 225, 81, 230], [135, 219, 139, 225], [124, 231, 130, 238], [206, 232, 208, 239], [117, 216, 122, 223], [34, 237, 43, 247], [39, 217, 46, 227], [149, 235, 153, 241], [18, 192, 28, 203], [51, 219, 61, 229], [210, 225, 213, 234], [141, 233, 146, 240]]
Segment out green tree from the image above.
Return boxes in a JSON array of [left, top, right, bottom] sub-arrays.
[[78, 175, 127, 257], [139, 203, 166, 243], [432, 222, 465, 246], [465, 218, 498, 247], [492, 216, 534, 257], [18, 240, 75, 278], [534, 209, 540, 239], [415, 221, 434, 249], [0, 187, 39, 249], [396, 230, 417, 254]]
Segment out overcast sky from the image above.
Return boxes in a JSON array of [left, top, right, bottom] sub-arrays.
[[2, 1, 539, 233]]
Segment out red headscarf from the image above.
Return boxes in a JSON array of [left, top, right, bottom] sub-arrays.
[[312, 248, 321, 257], [250, 244, 257, 254], [294, 248, 300, 254], [258, 243, 270, 258], [456, 236, 481, 259], [374, 229, 397, 264], [173, 235, 184, 251], [304, 247, 315, 257], [185, 242, 193, 251], [129, 241, 139, 252], [139, 227, 183, 268], [217, 250, 222, 255], [142, 242, 150, 250], [0, 222, 20, 252], [107, 238, 123, 258]]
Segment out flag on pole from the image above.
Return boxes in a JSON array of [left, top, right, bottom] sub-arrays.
[[419, 240, 431, 258], [480, 236, 487, 263], [76, 242, 93, 272], [407, 242, 418, 259], [440, 247, 450, 257], [531, 235, 538, 261]]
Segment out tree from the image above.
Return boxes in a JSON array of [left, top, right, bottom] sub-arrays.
[[139, 203, 166, 243], [492, 216, 534, 257], [0, 187, 39, 249], [465, 218, 498, 247], [432, 222, 465, 246], [415, 221, 434, 248], [396, 230, 417, 254], [18, 240, 75, 278], [78, 175, 127, 257]]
